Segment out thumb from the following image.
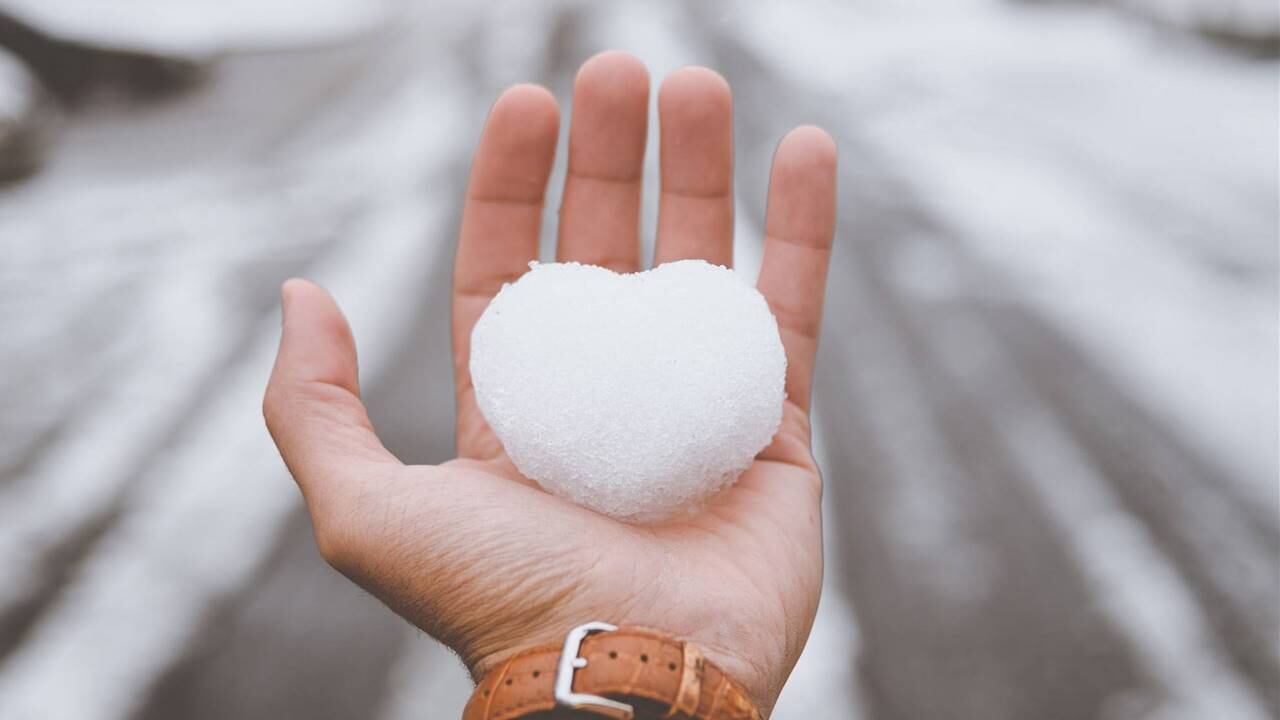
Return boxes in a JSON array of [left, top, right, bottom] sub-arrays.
[[263, 279, 400, 506]]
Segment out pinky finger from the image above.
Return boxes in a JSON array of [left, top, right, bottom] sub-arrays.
[[756, 126, 837, 414]]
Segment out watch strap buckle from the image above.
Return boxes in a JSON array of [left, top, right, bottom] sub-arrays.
[[554, 621, 635, 719]]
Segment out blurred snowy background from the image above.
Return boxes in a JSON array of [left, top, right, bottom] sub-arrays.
[[0, 0, 1275, 718]]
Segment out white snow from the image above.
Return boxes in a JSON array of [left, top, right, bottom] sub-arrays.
[[0, 50, 470, 720], [0, 0, 392, 55], [1119, 0, 1280, 38], [470, 260, 786, 521], [730, 0, 1279, 506]]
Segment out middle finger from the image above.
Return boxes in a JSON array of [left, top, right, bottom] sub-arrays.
[[556, 51, 650, 272]]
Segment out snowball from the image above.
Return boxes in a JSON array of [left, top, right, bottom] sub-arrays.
[[470, 259, 786, 522]]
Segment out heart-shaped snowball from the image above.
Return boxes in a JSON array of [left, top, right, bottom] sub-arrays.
[[470, 259, 786, 522]]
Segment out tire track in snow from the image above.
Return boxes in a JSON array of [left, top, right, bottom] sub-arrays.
[[0, 62, 468, 719]]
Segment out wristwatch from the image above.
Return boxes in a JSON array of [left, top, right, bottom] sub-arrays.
[[462, 622, 762, 719]]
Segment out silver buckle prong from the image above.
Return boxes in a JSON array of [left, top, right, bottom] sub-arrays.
[[553, 622, 635, 719]]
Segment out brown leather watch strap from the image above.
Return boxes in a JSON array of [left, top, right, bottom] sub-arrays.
[[462, 626, 761, 720]]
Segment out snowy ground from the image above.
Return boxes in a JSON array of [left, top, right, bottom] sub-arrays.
[[0, 0, 393, 55], [729, 0, 1278, 492], [0, 1, 1275, 719]]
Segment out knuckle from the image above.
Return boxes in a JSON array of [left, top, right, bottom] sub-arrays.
[[262, 382, 287, 430], [308, 493, 362, 572], [306, 469, 394, 576], [311, 508, 356, 571]]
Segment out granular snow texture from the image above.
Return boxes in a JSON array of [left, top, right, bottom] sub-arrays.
[[470, 260, 786, 522]]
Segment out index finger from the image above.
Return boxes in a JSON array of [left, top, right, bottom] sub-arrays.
[[452, 85, 560, 456]]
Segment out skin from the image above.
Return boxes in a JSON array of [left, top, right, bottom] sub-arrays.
[[263, 51, 836, 715]]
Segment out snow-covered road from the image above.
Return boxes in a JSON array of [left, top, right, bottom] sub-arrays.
[[0, 2, 1275, 719]]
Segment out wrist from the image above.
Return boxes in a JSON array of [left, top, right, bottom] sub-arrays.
[[464, 623, 769, 719]]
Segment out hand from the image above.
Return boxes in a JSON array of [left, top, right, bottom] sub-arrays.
[[263, 51, 836, 714]]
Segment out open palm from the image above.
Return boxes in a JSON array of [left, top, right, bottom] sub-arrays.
[[264, 52, 836, 714]]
